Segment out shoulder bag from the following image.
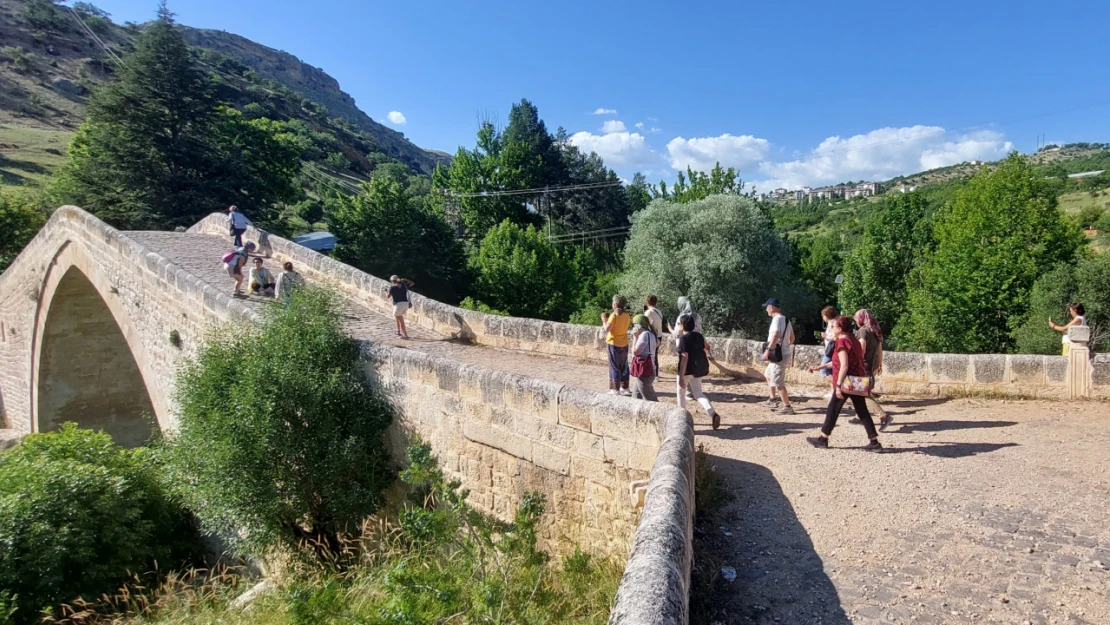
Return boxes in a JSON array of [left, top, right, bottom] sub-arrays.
[[840, 375, 871, 396], [768, 319, 790, 363]]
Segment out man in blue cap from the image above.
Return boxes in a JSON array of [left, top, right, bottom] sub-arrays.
[[761, 297, 795, 414]]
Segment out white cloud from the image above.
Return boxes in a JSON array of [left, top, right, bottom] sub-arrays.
[[592, 108, 618, 115], [755, 126, 1012, 189], [386, 111, 406, 125], [569, 131, 658, 169], [649, 127, 661, 134], [647, 116, 658, 122], [601, 120, 627, 134], [666, 134, 771, 172], [634, 122, 644, 129]]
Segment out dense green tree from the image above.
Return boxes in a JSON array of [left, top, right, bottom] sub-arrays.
[[469, 220, 577, 320], [433, 100, 630, 239], [0, 189, 46, 272], [838, 191, 934, 340], [619, 194, 791, 335], [1012, 253, 1110, 353], [161, 289, 393, 555], [897, 154, 1083, 353], [329, 177, 468, 303], [433, 122, 536, 236], [650, 163, 743, 204], [50, 15, 303, 230], [0, 425, 199, 624], [793, 234, 845, 310]]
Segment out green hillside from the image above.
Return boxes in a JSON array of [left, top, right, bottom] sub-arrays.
[[0, 0, 446, 180]]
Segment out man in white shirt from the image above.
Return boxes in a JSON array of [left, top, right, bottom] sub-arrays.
[[760, 297, 795, 415], [226, 205, 250, 247]]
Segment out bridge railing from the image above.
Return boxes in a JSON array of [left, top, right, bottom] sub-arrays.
[[190, 214, 1099, 400]]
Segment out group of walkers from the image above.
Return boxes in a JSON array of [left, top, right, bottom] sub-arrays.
[[598, 294, 901, 449], [221, 206, 303, 299]]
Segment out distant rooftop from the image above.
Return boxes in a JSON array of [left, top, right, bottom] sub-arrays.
[[1068, 170, 1106, 179]]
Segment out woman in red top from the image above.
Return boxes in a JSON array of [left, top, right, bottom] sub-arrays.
[[807, 316, 882, 451]]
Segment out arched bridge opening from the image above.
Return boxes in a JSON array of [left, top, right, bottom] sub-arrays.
[[34, 266, 156, 447]]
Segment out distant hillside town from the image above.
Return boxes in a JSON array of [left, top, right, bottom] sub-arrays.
[[759, 181, 881, 203]]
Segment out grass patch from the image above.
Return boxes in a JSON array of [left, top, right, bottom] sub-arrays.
[[0, 123, 72, 184], [1059, 189, 1110, 215], [64, 441, 621, 625]]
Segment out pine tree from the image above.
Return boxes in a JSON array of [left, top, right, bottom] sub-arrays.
[[51, 14, 302, 230]]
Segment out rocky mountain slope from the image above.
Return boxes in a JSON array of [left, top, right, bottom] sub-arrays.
[[0, 0, 447, 177], [178, 26, 448, 175]]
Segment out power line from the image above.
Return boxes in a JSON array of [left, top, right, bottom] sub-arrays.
[[65, 6, 123, 66]]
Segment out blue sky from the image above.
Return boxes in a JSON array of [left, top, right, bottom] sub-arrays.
[[96, 0, 1110, 189]]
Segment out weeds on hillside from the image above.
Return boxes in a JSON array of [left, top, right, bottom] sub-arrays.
[[54, 441, 621, 625]]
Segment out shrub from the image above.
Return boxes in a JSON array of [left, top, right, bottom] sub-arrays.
[[0, 424, 199, 624], [160, 288, 394, 556], [620, 194, 792, 335], [0, 190, 46, 273]]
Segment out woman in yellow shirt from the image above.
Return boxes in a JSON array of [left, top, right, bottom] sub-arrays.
[[600, 295, 631, 395]]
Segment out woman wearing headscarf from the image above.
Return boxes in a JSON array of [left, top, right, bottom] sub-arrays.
[[668, 296, 710, 397], [854, 309, 890, 430], [630, 314, 659, 401]]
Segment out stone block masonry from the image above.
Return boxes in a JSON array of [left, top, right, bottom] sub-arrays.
[[361, 341, 686, 559]]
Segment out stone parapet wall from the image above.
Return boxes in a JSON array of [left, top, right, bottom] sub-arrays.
[[192, 213, 1085, 400], [361, 341, 687, 559]]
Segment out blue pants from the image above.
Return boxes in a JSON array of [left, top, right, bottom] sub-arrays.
[[608, 345, 630, 385]]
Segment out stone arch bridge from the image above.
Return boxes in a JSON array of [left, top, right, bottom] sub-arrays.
[[3, 207, 1108, 625]]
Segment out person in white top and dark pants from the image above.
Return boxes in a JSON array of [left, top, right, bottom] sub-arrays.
[[226, 205, 249, 247]]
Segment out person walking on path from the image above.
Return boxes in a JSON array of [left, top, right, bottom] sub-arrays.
[[248, 257, 276, 296], [810, 306, 839, 399], [669, 296, 710, 397], [275, 262, 304, 302], [807, 315, 882, 451], [644, 295, 665, 365], [761, 298, 795, 415], [855, 309, 891, 429], [676, 316, 721, 429], [630, 314, 659, 401], [226, 205, 249, 247], [1050, 302, 1087, 356], [601, 295, 632, 395], [222, 241, 255, 297], [386, 275, 414, 339]]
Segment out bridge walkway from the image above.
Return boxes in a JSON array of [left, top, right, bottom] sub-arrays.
[[128, 230, 1110, 625]]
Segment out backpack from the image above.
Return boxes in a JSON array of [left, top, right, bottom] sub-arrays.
[[221, 250, 240, 264]]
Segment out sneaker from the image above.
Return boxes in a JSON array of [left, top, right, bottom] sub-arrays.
[[685, 390, 694, 400], [863, 440, 883, 452], [775, 405, 795, 415], [608, 389, 619, 395], [762, 399, 781, 409], [619, 388, 632, 397], [879, 415, 893, 431], [806, 435, 829, 449], [711, 411, 721, 430]]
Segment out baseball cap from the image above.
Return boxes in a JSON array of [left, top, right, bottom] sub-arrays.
[[762, 297, 781, 308]]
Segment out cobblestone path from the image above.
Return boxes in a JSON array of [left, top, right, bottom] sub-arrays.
[[133, 231, 1110, 625]]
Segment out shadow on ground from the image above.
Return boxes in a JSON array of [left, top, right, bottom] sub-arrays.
[[693, 456, 851, 625]]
